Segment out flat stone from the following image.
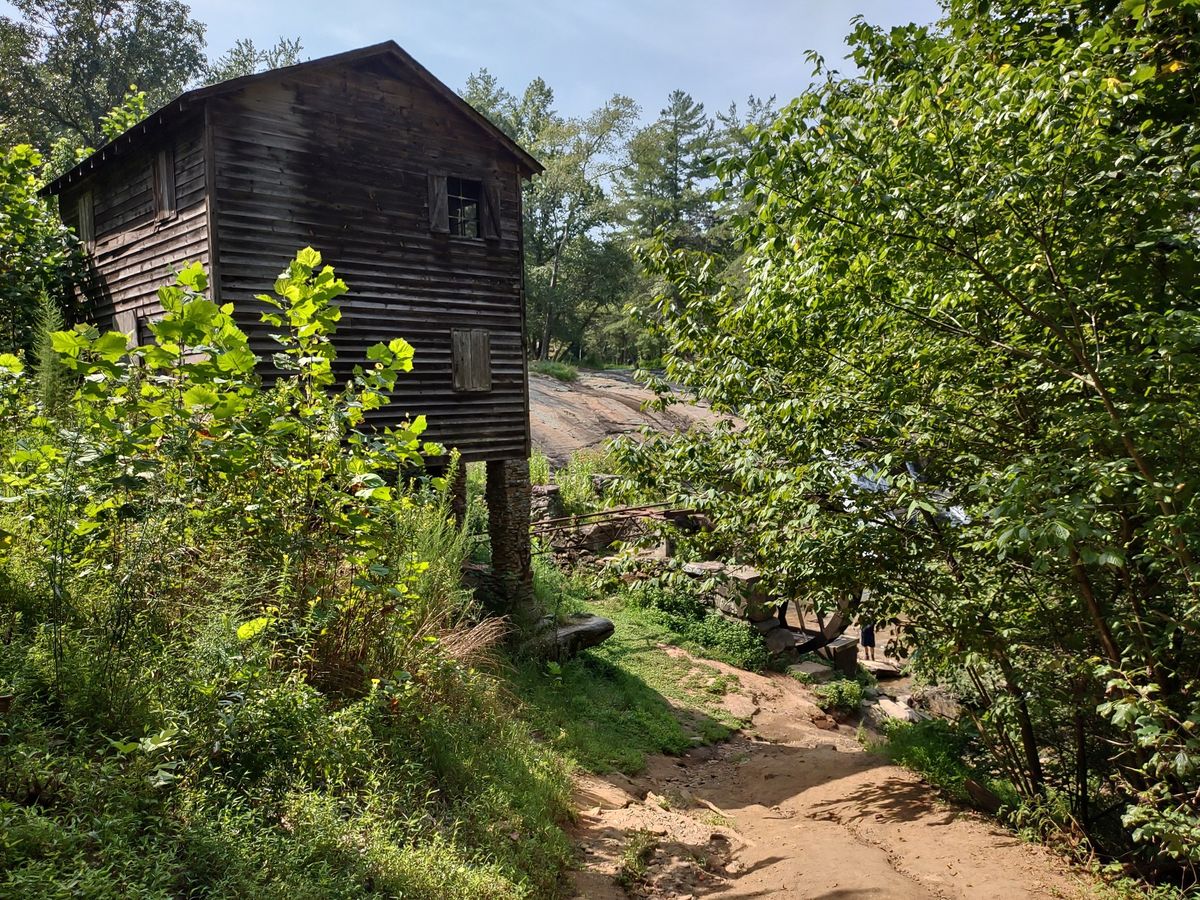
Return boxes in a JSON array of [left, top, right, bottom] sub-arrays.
[[877, 697, 922, 723], [860, 657, 902, 678], [574, 779, 636, 811], [554, 614, 614, 659], [682, 560, 726, 578], [725, 564, 762, 583], [787, 661, 833, 683]]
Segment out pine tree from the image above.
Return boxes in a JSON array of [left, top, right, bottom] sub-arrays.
[[615, 90, 715, 245]]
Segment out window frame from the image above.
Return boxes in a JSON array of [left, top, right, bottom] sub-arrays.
[[446, 175, 482, 239], [428, 173, 501, 241]]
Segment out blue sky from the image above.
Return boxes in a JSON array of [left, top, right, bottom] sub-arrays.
[[187, 1, 943, 120], [0, 1, 944, 120]]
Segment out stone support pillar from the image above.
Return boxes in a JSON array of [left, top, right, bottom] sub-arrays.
[[447, 462, 468, 528], [485, 457, 535, 620]]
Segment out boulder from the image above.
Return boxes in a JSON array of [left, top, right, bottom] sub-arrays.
[[909, 684, 964, 720], [573, 520, 627, 553], [764, 625, 797, 656], [686, 561, 779, 622], [590, 473, 620, 495], [964, 778, 1003, 814], [530, 484, 565, 521], [876, 697, 922, 723]]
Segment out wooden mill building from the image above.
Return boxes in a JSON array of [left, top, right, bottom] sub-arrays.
[[44, 42, 542, 605]]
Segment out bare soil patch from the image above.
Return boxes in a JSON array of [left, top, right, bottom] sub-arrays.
[[570, 647, 1093, 899]]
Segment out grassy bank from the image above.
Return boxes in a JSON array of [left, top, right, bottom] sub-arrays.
[[512, 563, 762, 775]]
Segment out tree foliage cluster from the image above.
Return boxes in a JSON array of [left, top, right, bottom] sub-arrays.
[[463, 69, 774, 365], [619, 0, 1200, 878], [0, 249, 573, 897], [0, 144, 80, 349], [0, 0, 302, 174]]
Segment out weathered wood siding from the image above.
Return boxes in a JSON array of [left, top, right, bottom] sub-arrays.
[[209, 58, 529, 462], [59, 117, 210, 332]]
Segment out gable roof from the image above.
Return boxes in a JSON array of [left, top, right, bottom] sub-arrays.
[[43, 40, 542, 196]]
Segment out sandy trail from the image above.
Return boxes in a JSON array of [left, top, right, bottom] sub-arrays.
[[570, 650, 1091, 899]]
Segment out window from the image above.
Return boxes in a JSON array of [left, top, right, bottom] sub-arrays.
[[446, 176, 481, 238], [451, 328, 492, 392], [428, 174, 500, 239], [153, 147, 176, 222], [77, 191, 95, 250]]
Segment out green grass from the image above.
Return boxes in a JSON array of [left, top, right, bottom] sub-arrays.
[[530, 359, 578, 382], [614, 830, 658, 888], [554, 447, 617, 515], [510, 572, 749, 775], [872, 717, 1020, 819], [622, 580, 771, 672]]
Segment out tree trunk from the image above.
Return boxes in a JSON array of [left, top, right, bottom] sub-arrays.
[[997, 653, 1044, 795], [1074, 705, 1089, 830]]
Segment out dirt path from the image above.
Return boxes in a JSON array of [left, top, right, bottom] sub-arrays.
[[530, 371, 722, 465], [570, 650, 1092, 899]]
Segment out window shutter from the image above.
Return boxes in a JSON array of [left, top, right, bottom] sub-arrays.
[[154, 148, 176, 221], [114, 309, 137, 341], [428, 173, 449, 233], [452, 328, 492, 392], [78, 191, 95, 249], [482, 180, 502, 240]]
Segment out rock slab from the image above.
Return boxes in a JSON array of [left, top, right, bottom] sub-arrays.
[[554, 614, 615, 659]]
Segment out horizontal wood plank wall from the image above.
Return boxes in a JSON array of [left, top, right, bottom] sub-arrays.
[[210, 61, 529, 462], [61, 117, 210, 330]]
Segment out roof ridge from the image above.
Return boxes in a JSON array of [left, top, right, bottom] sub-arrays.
[[43, 40, 541, 195]]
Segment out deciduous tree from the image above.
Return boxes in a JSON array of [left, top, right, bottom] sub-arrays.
[[0, 0, 206, 149], [623, 0, 1200, 871]]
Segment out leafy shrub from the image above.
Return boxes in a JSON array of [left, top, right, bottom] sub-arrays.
[[0, 145, 81, 352], [529, 448, 551, 485], [812, 677, 864, 714], [615, 829, 658, 887], [623, 580, 769, 672], [678, 614, 770, 672], [530, 359, 578, 381]]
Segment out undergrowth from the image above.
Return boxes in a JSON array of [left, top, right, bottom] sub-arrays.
[[530, 359, 578, 382], [0, 251, 574, 898], [812, 676, 864, 714]]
